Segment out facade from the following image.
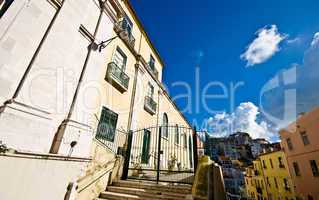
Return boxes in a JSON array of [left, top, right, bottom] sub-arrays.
[[0, 0, 193, 199], [251, 138, 270, 158], [280, 107, 319, 200], [245, 150, 296, 200]]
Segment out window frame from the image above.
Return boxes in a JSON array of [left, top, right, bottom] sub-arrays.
[[122, 14, 133, 36], [286, 138, 293, 150], [112, 46, 127, 70], [293, 161, 301, 176], [149, 54, 156, 70], [309, 160, 319, 177], [300, 131, 310, 146], [161, 113, 168, 138], [96, 106, 118, 143], [147, 82, 154, 99]]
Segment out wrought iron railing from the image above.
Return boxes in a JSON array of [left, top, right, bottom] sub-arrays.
[[144, 96, 157, 114], [106, 62, 130, 91], [95, 128, 127, 155], [115, 20, 136, 48], [125, 125, 196, 184]]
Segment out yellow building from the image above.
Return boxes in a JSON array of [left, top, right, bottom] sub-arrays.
[[245, 150, 296, 200]]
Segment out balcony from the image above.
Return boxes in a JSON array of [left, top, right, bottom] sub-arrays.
[[105, 62, 130, 93], [114, 20, 135, 49], [144, 96, 157, 115]]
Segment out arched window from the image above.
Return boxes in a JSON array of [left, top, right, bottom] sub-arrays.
[[162, 113, 168, 138]]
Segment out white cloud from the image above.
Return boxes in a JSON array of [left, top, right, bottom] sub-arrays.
[[241, 25, 287, 67], [287, 37, 301, 44], [207, 102, 276, 140], [311, 32, 319, 47]]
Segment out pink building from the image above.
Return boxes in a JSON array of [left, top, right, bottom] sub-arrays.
[[280, 107, 319, 200]]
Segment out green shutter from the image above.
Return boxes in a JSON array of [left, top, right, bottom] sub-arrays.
[[141, 129, 151, 164], [96, 107, 118, 142], [175, 125, 179, 144]]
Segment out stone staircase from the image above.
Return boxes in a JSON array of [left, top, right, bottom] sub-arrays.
[[96, 180, 192, 200]]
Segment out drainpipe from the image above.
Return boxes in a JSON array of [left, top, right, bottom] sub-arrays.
[[1, 0, 66, 109], [49, 0, 105, 153], [126, 31, 143, 132]]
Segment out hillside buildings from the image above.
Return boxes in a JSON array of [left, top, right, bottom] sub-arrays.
[[0, 0, 195, 199], [245, 150, 296, 200], [280, 107, 319, 200]]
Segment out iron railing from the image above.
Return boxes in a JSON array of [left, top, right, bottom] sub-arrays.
[[115, 20, 136, 48], [106, 62, 130, 91], [95, 128, 127, 155], [144, 96, 157, 114], [126, 125, 196, 184]]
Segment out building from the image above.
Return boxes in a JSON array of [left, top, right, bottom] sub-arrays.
[[280, 107, 319, 200], [244, 150, 296, 200], [251, 138, 270, 158], [0, 0, 194, 199]]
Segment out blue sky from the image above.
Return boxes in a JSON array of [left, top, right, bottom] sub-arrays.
[[131, 0, 319, 140]]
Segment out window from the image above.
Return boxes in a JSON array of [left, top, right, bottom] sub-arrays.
[[274, 177, 278, 188], [112, 47, 127, 70], [262, 160, 267, 169], [269, 158, 274, 168], [309, 160, 319, 177], [293, 162, 301, 176], [149, 55, 155, 70], [183, 133, 187, 148], [278, 157, 285, 168], [175, 124, 179, 144], [162, 113, 168, 138], [0, 0, 14, 18], [266, 177, 271, 187], [283, 178, 289, 190], [141, 129, 151, 164], [147, 83, 154, 99], [122, 15, 133, 36], [96, 107, 118, 142], [286, 138, 293, 150], [300, 131, 310, 145]]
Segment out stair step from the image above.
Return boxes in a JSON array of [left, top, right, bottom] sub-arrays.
[[107, 186, 187, 200], [113, 180, 192, 194], [99, 191, 140, 200]]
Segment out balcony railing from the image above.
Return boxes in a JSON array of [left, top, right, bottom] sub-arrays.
[[105, 62, 129, 92], [114, 20, 135, 48], [144, 96, 157, 115]]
